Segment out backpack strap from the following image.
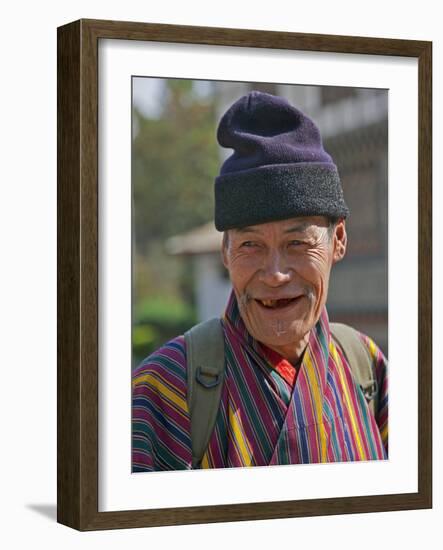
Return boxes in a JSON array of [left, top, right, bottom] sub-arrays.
[[185, 318, 225, 468], [185, 319, 378, 468], [330, 322, 378, 416]]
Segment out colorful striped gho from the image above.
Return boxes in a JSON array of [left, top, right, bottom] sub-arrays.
[[132, 291, 388, 471]]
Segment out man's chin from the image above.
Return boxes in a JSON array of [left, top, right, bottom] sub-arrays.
[[238, 295, 317, 344], [248, 320, 311, 347]]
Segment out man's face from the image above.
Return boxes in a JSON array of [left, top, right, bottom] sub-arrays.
[[222, 216, 347, 357]]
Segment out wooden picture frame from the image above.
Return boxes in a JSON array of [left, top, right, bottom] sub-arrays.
[[57, 18, 432, 530]]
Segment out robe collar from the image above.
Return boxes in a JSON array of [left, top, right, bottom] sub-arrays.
[[222, 289, 330, 400]]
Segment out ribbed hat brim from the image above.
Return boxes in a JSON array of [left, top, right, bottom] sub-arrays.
[[215, 162, 349, 231]]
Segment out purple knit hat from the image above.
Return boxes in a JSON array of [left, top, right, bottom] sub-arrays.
[[214, 90, 349, 231]]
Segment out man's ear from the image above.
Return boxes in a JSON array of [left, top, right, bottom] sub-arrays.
[[332, 219, 347, 264], [221, 247, 228, 269], [221, 231, 229, 269]]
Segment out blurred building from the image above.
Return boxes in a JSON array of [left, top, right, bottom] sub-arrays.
[[166, 222, 231, 323], [167, 82, 388, 356]]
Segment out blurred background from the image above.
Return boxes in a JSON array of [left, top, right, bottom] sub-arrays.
[[132, 78, 388, 367]]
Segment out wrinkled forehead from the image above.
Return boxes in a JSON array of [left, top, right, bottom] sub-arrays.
[[229, 216, 330, 237]]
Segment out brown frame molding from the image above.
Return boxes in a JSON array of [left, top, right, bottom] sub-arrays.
[[57, 18, 432, 530]]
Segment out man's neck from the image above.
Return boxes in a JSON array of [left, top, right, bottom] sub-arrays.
[[264, 331, 310, 366]]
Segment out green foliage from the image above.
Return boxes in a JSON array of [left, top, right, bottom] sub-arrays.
[[132, 80, 219, 250], [132, 79, 219, 366], [133, 295, 197, 366], [135, 295, 196, 327]]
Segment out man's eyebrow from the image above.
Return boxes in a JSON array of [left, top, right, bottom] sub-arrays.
[[232, 222, 313, 235]]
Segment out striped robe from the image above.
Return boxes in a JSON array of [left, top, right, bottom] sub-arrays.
[[132, 292, 388, 471]]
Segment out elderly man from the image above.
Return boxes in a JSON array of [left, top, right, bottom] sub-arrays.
[[132, 91, 388, 471]]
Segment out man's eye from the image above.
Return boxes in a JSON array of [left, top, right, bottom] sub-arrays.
[[288, 240, 303, 246], [240, 241, 256, 248]]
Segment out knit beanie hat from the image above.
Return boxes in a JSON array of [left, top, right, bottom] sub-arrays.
[[214, 91, 349, 231]]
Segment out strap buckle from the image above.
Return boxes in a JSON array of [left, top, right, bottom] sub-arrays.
[[196, 366, 222, 389], [361, 379, 378, 402]]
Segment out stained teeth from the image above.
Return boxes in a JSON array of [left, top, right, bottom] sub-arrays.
[[259, 298, 295, 308]]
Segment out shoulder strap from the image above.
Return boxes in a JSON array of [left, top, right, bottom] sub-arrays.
[[330, 322, 378, 416], [185, 318, 225, 468]]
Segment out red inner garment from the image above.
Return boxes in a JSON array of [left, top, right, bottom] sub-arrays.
[[260, 344, 299, 387]]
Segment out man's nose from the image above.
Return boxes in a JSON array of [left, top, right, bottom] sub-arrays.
[[259, 251, 292, 286]]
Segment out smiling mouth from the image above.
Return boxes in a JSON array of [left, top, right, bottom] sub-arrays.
[[255, 297, 301, 309]]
